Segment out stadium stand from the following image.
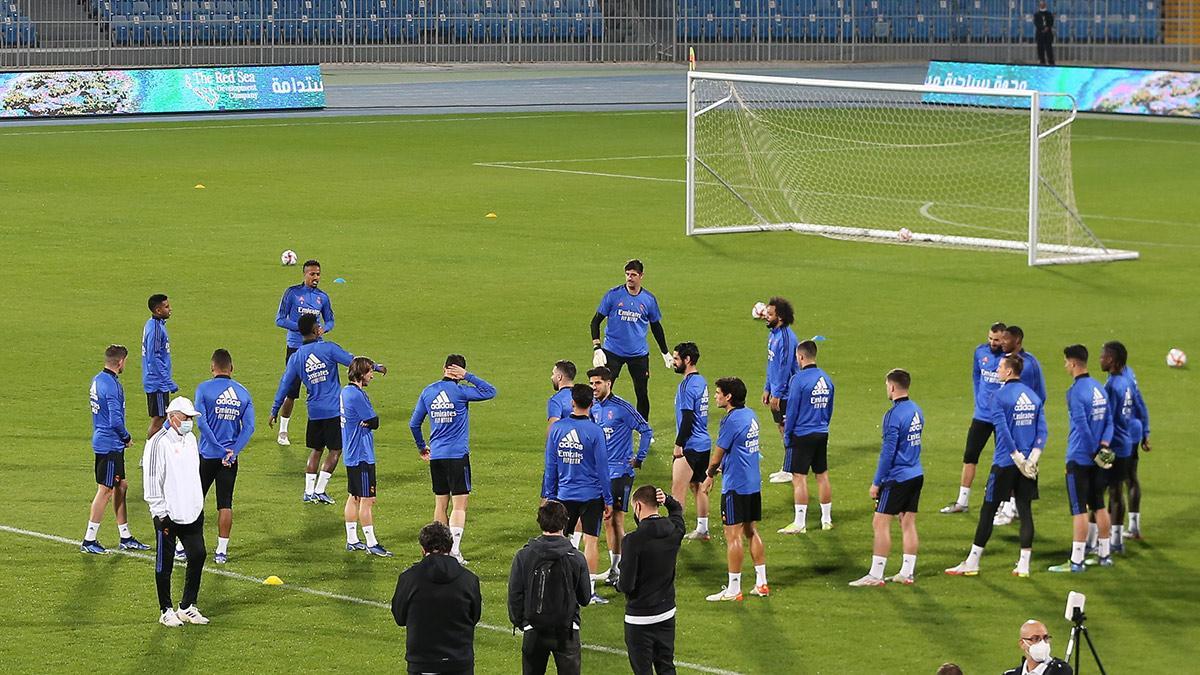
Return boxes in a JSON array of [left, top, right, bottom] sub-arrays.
[[1, 2, 37, 46]]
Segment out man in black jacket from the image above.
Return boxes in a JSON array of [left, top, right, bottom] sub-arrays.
[[1003, 619, 1073, 675], [509, 501, 592, 675], [617, 486, 685, 675], [1034, 1, 1056, 65], [391, 522, 482, 675]]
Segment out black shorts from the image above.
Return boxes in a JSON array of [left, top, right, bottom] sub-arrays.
[[147, 391, 170, 418], [680, 450, 710, 484], [94, 452, 126, 488], [199, 457, 238, 509], [611, 476, 635, 512], [720, 491, 762, 526], [1105, 456, 1130, 486], [876, 475, 923, 515], [430, 457, 472, 496], [786, 433, 829, 475], [306, 416, 342, 451], [603, 350, 650, 384], [1066, 462, 1105, 515], [283, 347, 301, 399], [963, 419, 995, 464], [771, 400, 788, 426], [348, 462, 378, 498], [563, 498, 605, 537], [982, 464, 1038, 504]]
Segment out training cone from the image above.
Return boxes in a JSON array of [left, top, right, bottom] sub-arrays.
[[194, 184, 206, 189], [485, 212, 497, 219], [263, 575, 284, 586]]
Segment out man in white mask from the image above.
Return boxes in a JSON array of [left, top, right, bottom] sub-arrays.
[[1003, 619, 1073, 675], [144, 397, 209, 628]]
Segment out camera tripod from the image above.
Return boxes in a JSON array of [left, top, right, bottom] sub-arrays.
[[1064, 608, 1106, 674]]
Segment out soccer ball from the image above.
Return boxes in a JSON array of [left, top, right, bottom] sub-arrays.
[[281, 249, 298, 266], [751, 301, 767, 320], [1166, 348, 1187, 368], [897, 228, 913, 242]]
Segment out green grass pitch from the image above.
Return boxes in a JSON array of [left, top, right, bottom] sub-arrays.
[[1, 110, 1198, 673]]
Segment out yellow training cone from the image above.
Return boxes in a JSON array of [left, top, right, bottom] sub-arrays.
[[485, 212, 497, 219], [194, 184, 206, 189], [263, 575, 284, 586]]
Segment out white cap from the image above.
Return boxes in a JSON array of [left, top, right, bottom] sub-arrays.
[[166, 396, 199, 417]]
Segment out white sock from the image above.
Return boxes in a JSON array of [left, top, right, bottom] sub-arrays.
[[900, 553, 917, 577], [216, 537, 229, 555], [793, 504, 807, 527], [696, 517, 709, 534], [315, 470, 332, 494], [957, 486, 971, 506], [117, 522, 131, 539], [869, 555, 887, 579], [727, 572, 742, 595], [304, 473, 317, 495], [1017, 549, 1031, 571], [820, 502, 832, 523], [1129, 512, 1140, 531], [966, 544, 984, 568], [1070, 541, 1086, 564], [1087, 522, 1098, 548], [345, 522, 359, 544], [84, 521, 100, 541], [1111, 525, 1123, 544], [362, 525, 377, 547], [590, 577, 596, 596], [570, 532, 583, 549], [754, 564, 767, 587], [279, 416, 290, 433], [450, 526, 464, 555], [1098, 538, 1111, 557], [609, 551, 621, 569]]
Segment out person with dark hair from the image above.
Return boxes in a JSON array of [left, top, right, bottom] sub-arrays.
[[942, 321, 1007, 515], [993, 325, 1047, 526], [543, 383, 613, 604], [587, 366, 654, 587], [670, 341, 712, 541], [270, 313, 386, 506], [701, 377, 768, 601], [343, 356, 392, 557], [850, 369, 923, 586], [946, 353, 1046, 578], [762, 296, 800, 485], [617, 486, 684, 675], [936, 664, 963, 675], [81, 344, 148, 554], [547, 360, 578, 434], [1100, 340, 1151, 550], [778, 339, 835, 534], [1033, 1, 1056, 65], [410, 354, 497, 564], [193, 349, 255, 564], [590, 259, 671, 420], [392, 522, 482, 675], [508, 501, 592, 675], [142, 293, 178, 442], [274, 259, 334, 447], [1049, 345, 1114, 573]]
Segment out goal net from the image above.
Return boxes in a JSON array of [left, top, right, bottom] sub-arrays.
[[686, 71, 1138, 266]]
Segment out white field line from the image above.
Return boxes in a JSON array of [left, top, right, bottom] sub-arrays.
[[0, 524, 740, 675]]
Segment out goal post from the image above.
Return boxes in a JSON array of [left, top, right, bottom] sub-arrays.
[[685, 71, 1138, 266]]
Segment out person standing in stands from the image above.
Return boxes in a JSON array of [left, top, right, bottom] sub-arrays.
[[1034, 1, 1056, 66]]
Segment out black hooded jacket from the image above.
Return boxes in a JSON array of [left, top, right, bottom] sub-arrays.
[[391, 553, 482, 673]]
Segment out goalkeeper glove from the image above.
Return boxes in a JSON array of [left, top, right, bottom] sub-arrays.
[[592, 346, 607, 368], [1094, 447, 1115, 470], [662, 352, 673, 369], [1015, 448, 1041, 479]]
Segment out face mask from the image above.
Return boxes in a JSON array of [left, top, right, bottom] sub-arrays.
[[178, 419, 194, 435], [1028, 640, 1052, 663]]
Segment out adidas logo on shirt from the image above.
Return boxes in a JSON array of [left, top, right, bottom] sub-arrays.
[[305, 353, 325, 373], [304, 352, 330, 385], [810, 377, 832, 409], [216, 387, 240, 406], [559, 429, 584, 450], [747, 418, 760, 439], [909, 413, 922, 433], [89, 381, 100, 414], [430, 390, 457, 424], [1014, 392, 1036, 412], [557, 429, 585, 464], [1122, 389, 1133, 417], [430, 391, 455, 411], [1092, 387, 1106, 405], [813, 377, 831, 396]]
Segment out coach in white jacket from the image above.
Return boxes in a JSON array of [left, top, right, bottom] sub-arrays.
[[144, 396, 209, 628]]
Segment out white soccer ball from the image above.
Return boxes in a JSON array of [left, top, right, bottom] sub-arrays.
[[281, 249, 298, 266], [1166, 348, 1187, 368], [897, 227, 913, 242], [751, 301, 767, 320]]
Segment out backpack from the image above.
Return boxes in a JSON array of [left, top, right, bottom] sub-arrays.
[[523, 547, 576, 636]]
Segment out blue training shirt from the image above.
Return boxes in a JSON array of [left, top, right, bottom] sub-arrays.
[[597, 285, 662, 358], [675, 372, 711, 452], [1106, 367, 1150, 458], [874, 397, 925, 485], [1013, 349, 1047, 403], [783, 365, 834, 438], [276, 283, 335, 349], [409, 374, 497, 459], [715, 406, 762, 495], [989, 380, 1047, 467], [270, 339, 355, 420], [591, 394, 653, 479], [90, 369, 131, 453], [971, 343, 1006, 421], [542, 415, 613, 504], [141, 316, 177, 394], [1065, 374, 1114, 465], [194, 376, 255, 460], [341, 383, 377, 466], [764, 325, 799, 398], [547, 386, 574, 421]]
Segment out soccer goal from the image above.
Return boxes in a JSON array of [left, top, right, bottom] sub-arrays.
[[685, 71, 1138, 266]]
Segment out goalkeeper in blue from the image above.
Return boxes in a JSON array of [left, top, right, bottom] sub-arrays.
[[945, 354, 1047, 578]]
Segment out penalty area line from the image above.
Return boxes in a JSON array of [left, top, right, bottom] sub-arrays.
[[0, 524, 741, 675]]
